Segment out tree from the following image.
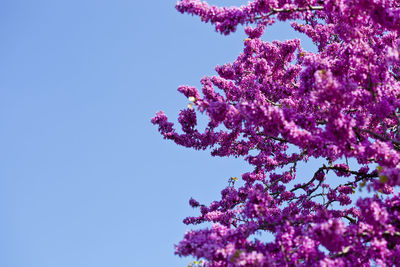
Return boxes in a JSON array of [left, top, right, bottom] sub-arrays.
[[152, 0, 400, 266]]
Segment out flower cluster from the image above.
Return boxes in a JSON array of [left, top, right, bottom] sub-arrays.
[[152, 0, 400, 266]]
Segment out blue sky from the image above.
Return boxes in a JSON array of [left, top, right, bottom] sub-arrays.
[[0, 1, 317, 266]]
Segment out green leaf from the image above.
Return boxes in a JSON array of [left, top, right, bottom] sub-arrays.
[[379, 175, 388, 183]]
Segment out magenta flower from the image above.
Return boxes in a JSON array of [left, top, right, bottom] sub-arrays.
[[153, 0, 400, 265]]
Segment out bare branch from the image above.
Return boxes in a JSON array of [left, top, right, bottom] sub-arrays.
[[254, 5, 323, 20], [354, 126, 400, 147]]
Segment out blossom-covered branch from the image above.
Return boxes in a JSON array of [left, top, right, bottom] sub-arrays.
[[153, 0, 400, 265]]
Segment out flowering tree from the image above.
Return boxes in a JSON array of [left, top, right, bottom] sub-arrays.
[[152, 0, 400, 266]]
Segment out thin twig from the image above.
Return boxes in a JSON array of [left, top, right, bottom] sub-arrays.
[[254, 5, 324, 20]]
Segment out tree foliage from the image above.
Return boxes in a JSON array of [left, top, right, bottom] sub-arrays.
[[152, 0, 400, 266]]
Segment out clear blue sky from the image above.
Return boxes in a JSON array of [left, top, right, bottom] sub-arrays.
[[0, 1, 316, 266]]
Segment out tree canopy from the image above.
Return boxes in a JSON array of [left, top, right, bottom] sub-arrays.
[[153, 0, 400, 266]]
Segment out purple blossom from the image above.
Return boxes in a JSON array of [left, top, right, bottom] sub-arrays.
[[153, 0, 400, 265]]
